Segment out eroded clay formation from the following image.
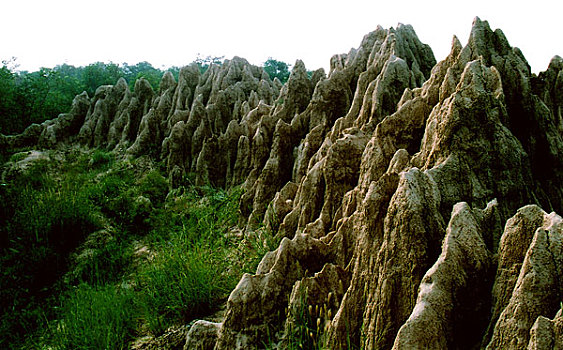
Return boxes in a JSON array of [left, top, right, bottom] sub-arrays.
[[3, 17, 563, 350]]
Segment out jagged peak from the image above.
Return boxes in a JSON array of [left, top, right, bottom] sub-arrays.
[[451, 35, 463, 54], [134, 77, 154, 95], [159, 71, 177, 92], [548, 55, 563, 70]]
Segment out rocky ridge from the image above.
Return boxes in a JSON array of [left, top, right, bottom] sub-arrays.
[[3, 17, 563, 350]]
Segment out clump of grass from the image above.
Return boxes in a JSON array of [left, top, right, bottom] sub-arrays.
[[134, 185, 243, 334], [68, 235, 132, 286], [136, 242, 233, 334], [138, 169, 168, 205], [89, 149, 113, 169], [274, 288, 359, 350], [52, 284, 136, 350], [285, 289, 322, 350]]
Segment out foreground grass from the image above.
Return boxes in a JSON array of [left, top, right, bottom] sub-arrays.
[[53, 284, 136, 350], [0, 148, 260, 349]]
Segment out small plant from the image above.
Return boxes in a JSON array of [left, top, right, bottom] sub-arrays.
[[284, 289, 325, 350], [138, 169, 168, 205], [89, 149, 113, 169]]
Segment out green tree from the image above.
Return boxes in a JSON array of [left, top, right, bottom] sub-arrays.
[[81, 62, 123, 97], [263, 58, 291, 83], [122, 61, 162, 91], [0, 60, 26, 134]]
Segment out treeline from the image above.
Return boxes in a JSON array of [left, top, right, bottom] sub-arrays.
[[0, 59, 181, 135], [0, 57, 291, 135]]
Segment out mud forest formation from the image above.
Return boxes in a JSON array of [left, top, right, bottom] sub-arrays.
[[2, 17, 563, 349]]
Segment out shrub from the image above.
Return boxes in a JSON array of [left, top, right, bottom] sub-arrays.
[[85, 171, 135, 222], [68, 236, 131, 286], [89, 149, 113, 169], [138, 169, 168, 205]]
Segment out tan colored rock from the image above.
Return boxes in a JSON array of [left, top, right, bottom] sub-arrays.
[[392, 201, 495, 350], [264, 181, 298, 234], [483, 205, 547, 345], [118, 78, 155, 148], [184, 320, 220, 350], [215, 234, 331, 349], [527, 308, 563, 350], [37, 91, 91, 148], [128, 72, 177, 156], [78, 78, 129, 147], [486, 211, 563, 349]]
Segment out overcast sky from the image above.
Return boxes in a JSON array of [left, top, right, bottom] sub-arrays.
[[2, 0, 561, 74]]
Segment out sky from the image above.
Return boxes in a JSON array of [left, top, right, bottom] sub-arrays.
[[1, 0, 561, 74]]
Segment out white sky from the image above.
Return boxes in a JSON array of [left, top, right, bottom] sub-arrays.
[[1, 0, 561, 74]]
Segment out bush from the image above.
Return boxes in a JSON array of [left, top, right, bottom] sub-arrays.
[[89, 149, 113, 169], [69, 236, 131, 286], [138, 169, 168, 205], [85, 170, 135, 223]]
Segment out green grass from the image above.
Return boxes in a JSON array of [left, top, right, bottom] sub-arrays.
[[68, 235, 131, 286], [51, 284, 136, 350], [0, 157, 102, 348], [135, 243, 233, 334], [0, 148, 271, 349], [89, 149, 114, 169], [134, 185, 244, 334]]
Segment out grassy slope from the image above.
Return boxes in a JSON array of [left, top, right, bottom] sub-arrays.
[[0, 148, 269, 349]]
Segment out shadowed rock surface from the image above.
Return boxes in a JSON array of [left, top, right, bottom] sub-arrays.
[[2, 17, 563, 350]]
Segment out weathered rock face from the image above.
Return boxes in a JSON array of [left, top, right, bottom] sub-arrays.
[[3, 17, 562, 350], [4, 58, 281, 188], [204, 18, 563, 350], [486, 208, 563, 349], [1, 91, 91, 149], [392, 200, 496, 350]]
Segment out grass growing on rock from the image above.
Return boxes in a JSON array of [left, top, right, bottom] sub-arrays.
[[0, 147, 265, 349]]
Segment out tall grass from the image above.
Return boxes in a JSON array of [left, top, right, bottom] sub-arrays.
[[135, 185, 243, 334], [52, 284, 136, 350], [1, 148, 268, 349], [136, 243, 233, 334], [0, 157, 101, 348]]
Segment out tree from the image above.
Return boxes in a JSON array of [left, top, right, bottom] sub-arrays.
[[263, 58, 290, 84], [81, 62, 123, 97], [0, 61, 26, 134]]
